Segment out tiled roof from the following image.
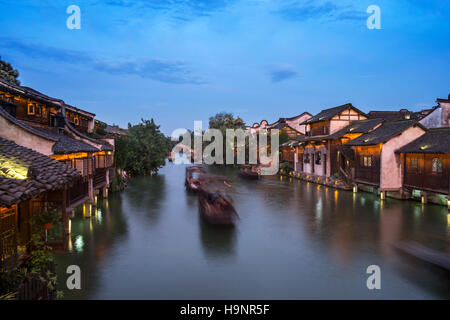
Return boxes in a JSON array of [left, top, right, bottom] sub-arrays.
[[301, 103, 364, 125], [337, 145, 355, 160], [0, 106, 59, 142], [0, 78, 63, 109], [395, 128, 450, 154], [437, 94, 450, 103], [345, 120, 422, 146], [0, 138, 81, 207], [65, 118, 113, 151], [29, 127, 99, 154], [367, 110, 418, 121], [326, 118, 384, 140]]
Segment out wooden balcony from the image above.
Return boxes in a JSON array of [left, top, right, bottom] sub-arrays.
[[94, 168, 107, 188]]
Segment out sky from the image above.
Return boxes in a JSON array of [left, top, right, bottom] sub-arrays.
[[0, 0, 449, 135]]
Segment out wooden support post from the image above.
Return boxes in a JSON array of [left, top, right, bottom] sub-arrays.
[[294, 151, 298, 173], [102, 187, 108, 198], [421, 191, 428, 204]]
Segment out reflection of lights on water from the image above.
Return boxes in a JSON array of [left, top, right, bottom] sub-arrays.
[[97, 208, 102, 224], [68, 219, 72, 234], [68, 236, 73, 252], [334, 190, 338, 203], [316, 199, 322, 225], [414, 205, 421, 218], [447, 213, 450, 227], [74, 235, 84, 253], [360, 197, 366, 206]]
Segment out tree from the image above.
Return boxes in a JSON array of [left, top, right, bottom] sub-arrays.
[[114, 119, 170, 176], [0, 57, 20, 85], [208, 112, 245, 134], [208, 112, 246, 164]]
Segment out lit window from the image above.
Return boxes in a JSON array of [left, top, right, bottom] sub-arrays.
[[432, 158, 443, 173], [74, 117, 79, 125], [410, 158, 418, 169], [27, 103, 35, 115], [362, 155, 372, 167]]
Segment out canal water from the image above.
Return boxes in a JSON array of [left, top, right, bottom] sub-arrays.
[[55, 160, 450, 299]]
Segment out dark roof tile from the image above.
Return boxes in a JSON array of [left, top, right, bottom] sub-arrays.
[[395, 128, 450, 154], [345, 120, 422, 146], [0, 138, 81, 207]]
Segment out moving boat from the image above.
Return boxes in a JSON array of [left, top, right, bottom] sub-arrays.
[[239, 164, 259, 180], [185, 165, 206, 192], [197, 175, 237, 225]]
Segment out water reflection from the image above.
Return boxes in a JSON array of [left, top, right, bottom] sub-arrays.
[[55, 162, 450, 299], [199, 216, 237, 261]]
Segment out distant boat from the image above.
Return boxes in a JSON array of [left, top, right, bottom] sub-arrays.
[[239, 164, 259, 180], [185, 165, 206, 192]]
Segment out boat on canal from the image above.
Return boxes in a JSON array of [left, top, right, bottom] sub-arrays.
[[197, 175, 237, 226], [239, 164, 260, 180], [185, 165, 206, 192]]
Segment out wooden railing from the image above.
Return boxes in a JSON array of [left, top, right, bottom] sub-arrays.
[[94, 168, 107, 188], [0, 207, 17, 268], [67, 179, 89, 207]]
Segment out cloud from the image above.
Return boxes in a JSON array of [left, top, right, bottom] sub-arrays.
[[268, 64, 298, 82], [0, 38, 205, 84], [276, 0, 366, 22], [94, 60, 206, 84], [102, 0, 233, 19]]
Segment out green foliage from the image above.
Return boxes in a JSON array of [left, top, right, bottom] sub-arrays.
[[96, 121, 107, 136], [332, 172, 339, 179], [208, 112, 246, 164], [32, 209, 60, 227], [0, 57, 20, 85], [0, 210, 62, 299], [280, 161, 293, 173], [114, 119, 169, 176], [110, 172, 125, 192], [209, 112, 245, 135]]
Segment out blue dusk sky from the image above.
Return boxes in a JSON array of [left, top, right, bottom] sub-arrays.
[[0, 0, 449, 134]]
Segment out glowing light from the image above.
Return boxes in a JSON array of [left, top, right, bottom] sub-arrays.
[[68, 219, 72, 234], [353, 186, 357, 193], [74, 235, 84, 252], [0, 161, 28, 179]]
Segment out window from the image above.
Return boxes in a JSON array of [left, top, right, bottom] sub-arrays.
[[432, 158, 443, 173], [27, 103, 35, 115], [74, 117, 79, 125], [361, 155, 372, 167], [304, 153, 310, 163], [409, 158, 418, 169], [36, 105, 41, 116], [315, 151, 322, 165]]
